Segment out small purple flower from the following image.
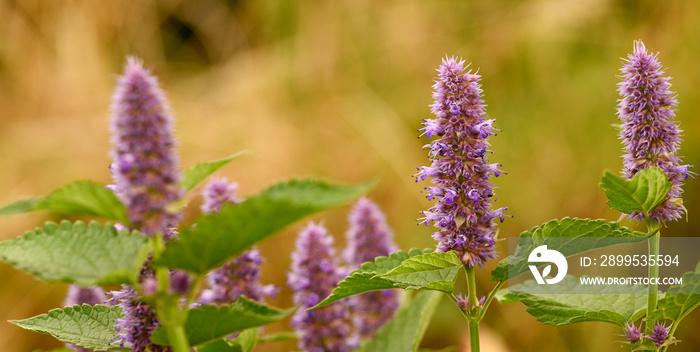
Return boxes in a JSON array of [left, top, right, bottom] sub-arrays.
[[343, 198, 400, 340], [64, 285, 106, 307], [288, 223, 351, 352], [201, 177, 241, 214], [64, 285, 107, 352], [617, 41, 693, 222], [198, 178, 276, 305], [110, 57, 183, 237], [416, 56, 508, 266], [621, 322, 642, 344], [647, 322, 670, 346], [199, 249, 277, 305], [455, 294, 485, 312], [110, 286, 171, 352]]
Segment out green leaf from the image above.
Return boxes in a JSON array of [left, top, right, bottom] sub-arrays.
[[649, 262, 700, 324], [10, 304, 124, 351], [0, 181, 129, 223], [496, 276, 648, 327], [491, 217, 648, 282], [361, 291, 442, 352], [198, 329, 258, 352], [0, 197, 46, 216], [181, 151, 250, 192], [380, 251, 463, 292], [0, 220, 149, 286], [156, 179, 374, 274], [151, 297, 294, 347], [600, 167, 673, 215], [312, 249, 429, 309], [257, 331, 298, 343]]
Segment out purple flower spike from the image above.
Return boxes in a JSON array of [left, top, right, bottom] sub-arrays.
[[618, 41, 693, 222], [110, 57, 183, 237], [110, 286, 170, 352], [288, 223, 351, 352], [416, 56, 508, 266], [647, 322, 670, 346], [621, 322, 642, 344], [344, 198, 400, 340], [198, 178, 276, 305]]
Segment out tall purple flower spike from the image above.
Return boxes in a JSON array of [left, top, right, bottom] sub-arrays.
[[344, 197, 399, 340], [618, 41, 692, 222], [109, 58, 180, 352], [64, 285, 107, 352], [110, 57, 183, 237], [288, 223, 351, 352], [416, 56, 507, 267], [198, 178, 277, 305]]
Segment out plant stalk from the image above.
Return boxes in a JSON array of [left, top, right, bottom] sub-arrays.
[[646, 219, 661, 331], [465, 265, 480, 352]]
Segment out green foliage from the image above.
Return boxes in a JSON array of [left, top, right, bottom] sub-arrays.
[[181, 152, 250, 192], [156, 179, 373, 274], [649, 262, 700, 324], [0, 181, 129, 223], [496, 276, 648, 327], [0, 220, 148, 286], [380, 251, 463, 292], [151, 297, 294, 347], [312, 249, 430, 309], [491, 217, 648, 282], [257, 332, 298, 343], [600, 167, 673, 215], [361, 291, 442, 352], [198, 329, 258, 352], [10, 304, 124, 351]]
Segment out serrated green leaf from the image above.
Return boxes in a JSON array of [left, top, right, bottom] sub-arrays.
[[0, 220, 148, 286], [156, 179, 374, 274], [181, 151, 250, 192], [600, 167, 673, 215], [312, 249, 430, 309], [649, 262, 700, 324], [361, 291, 442, 352], [380, 251, 463, 292], [497, 276, 647, 327], [10, 304, 124, 351], [0, 181, 129, 223], [491, 217, 648, 282], [151, 297, 294, 347]]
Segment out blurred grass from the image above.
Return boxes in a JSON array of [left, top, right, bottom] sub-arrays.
[[1, 0, 700, 351]]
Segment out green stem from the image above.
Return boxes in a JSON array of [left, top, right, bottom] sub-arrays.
[[478, 281, 504, 320], [164, 323, 190, 352], [468, 317, 480, 352], [465, 266, 480, 352], [151, 232, 192, 352], [646, 219, 661, 331]]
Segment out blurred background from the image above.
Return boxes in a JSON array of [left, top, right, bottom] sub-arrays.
[[1, 0, 700, 351]]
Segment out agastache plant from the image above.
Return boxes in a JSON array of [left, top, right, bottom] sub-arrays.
[[417, 57, 507, 351], [198, 178, 277, 305], [343, 197, 399, 340], [0, 55, 372, 352], [3, 43, 700, 352], [617, 41, 692, 222], [288, 223, 352, 352]]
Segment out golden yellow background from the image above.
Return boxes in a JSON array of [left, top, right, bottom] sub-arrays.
[[1, 1, 699, 351]]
